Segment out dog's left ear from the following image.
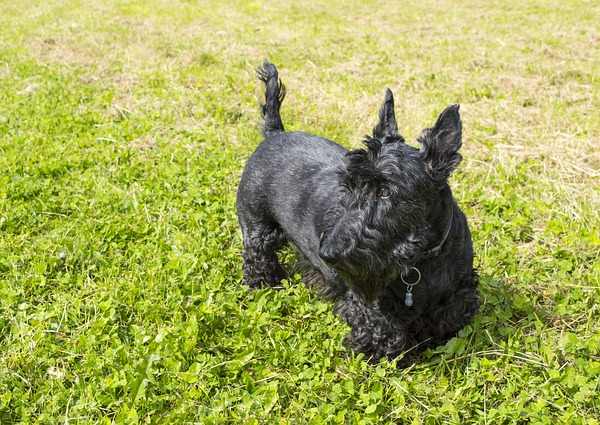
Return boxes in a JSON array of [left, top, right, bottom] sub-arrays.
[[372, 88, 401, 141], [419, 104, 462, 183]]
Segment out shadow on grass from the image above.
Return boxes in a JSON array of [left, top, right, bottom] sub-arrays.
[[415, 272, 554, 370]]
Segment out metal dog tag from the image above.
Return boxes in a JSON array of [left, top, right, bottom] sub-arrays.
[[404, 290, 414, 307]]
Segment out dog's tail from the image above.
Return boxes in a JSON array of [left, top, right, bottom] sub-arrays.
[[257, 60, 286, 137]]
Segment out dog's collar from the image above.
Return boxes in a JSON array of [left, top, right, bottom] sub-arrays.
[[394, 205, 455, 264], [420, 204, 455, 260]]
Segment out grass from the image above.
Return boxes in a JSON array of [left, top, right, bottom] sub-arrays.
[[0, 0, 599, 423]]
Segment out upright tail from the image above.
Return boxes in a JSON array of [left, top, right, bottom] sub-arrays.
[[257, 60, 286, 137]]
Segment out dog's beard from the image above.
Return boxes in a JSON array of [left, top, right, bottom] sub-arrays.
[[334, 253, 402, 303]]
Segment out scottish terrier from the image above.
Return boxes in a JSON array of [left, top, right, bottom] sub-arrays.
[[237, 61, 479, 363]]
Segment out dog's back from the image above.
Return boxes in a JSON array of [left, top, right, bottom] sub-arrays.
[[238, 131, 345, 228]]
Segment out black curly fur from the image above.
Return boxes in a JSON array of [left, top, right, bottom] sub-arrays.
[[237, 61, 479, 365]]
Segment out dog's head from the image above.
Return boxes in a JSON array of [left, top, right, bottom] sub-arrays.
[[319, 89, 463, 300]]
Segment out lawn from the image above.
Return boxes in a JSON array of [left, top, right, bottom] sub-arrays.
[[0, 0, 599, 423]]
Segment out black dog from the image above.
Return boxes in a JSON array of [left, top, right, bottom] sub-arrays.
[[237, 61, 479, 362]]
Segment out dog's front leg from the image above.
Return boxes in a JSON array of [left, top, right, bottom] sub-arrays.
[[335, 292, 408, 362]]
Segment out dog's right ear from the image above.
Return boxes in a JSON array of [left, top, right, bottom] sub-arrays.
[[418, 104, 462, 183], [372, 88, 402, 141]]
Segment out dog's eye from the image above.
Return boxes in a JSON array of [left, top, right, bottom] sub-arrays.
[[377, 187, 391, 199]]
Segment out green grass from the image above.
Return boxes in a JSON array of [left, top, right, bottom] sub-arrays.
[[0, 0, 599, 423]]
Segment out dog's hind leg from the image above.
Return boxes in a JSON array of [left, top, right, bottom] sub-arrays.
[[240, 218, 288, 288]]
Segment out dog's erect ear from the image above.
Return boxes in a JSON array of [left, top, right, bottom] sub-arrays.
[[419, 104, 462, 182], [372, 88, 401, 140]]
